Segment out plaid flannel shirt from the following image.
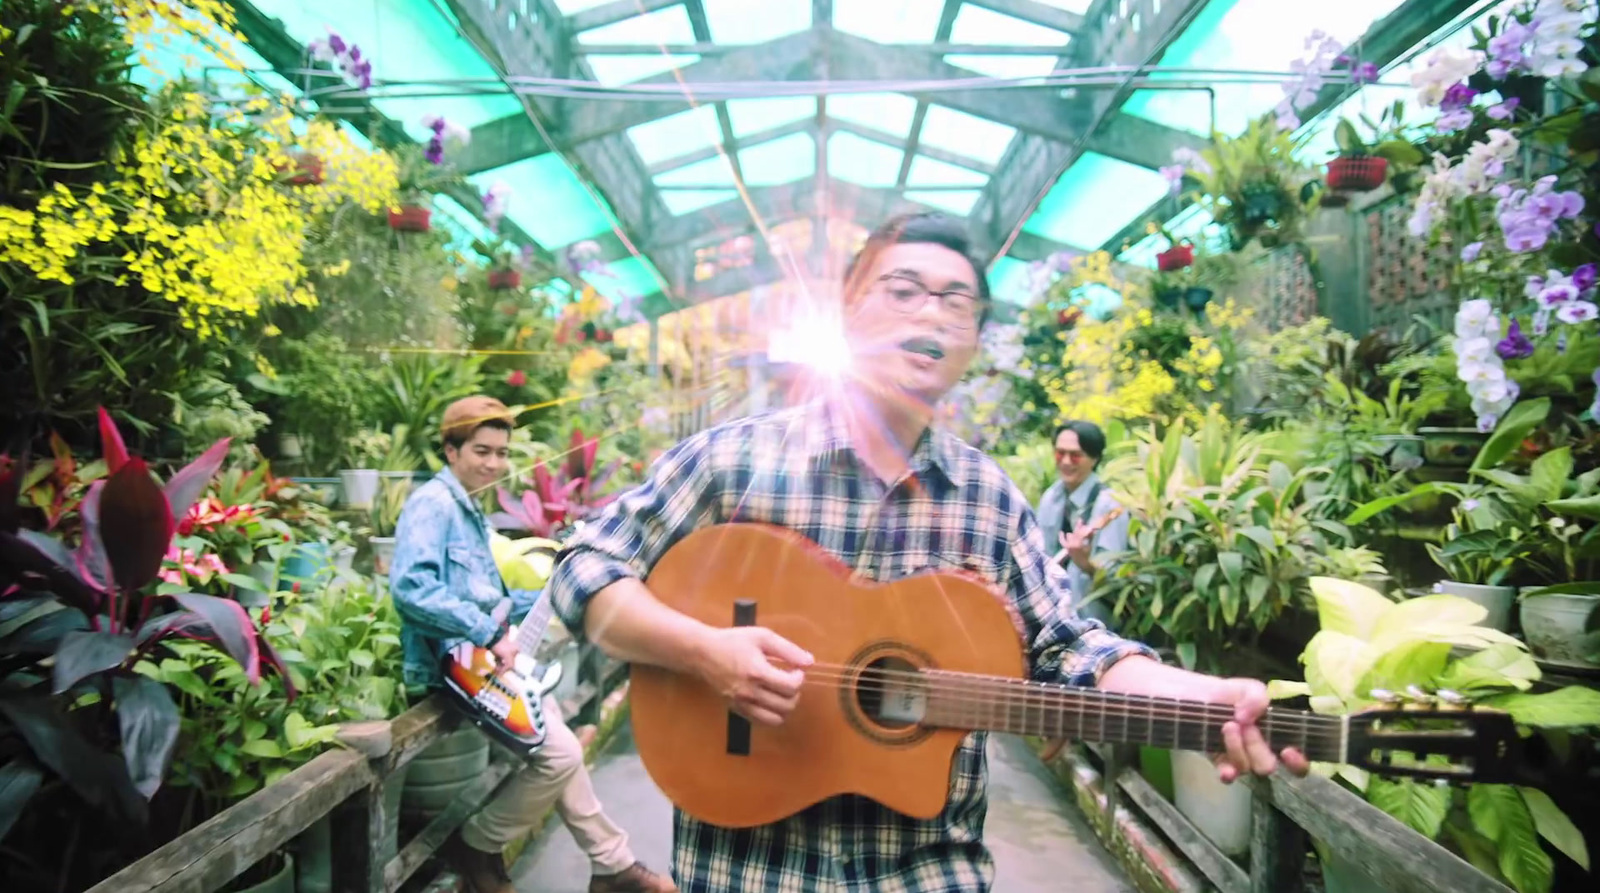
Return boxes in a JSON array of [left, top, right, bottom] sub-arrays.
[[545, 400, 1156, 892]]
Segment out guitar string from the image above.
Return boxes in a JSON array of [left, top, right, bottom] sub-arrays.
[[784, 676, 1348, 744], [736, 664, 1351, 746]]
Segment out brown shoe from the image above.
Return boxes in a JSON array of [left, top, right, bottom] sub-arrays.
[[445, 833, 515, 893], [588, 861, 677, 893]]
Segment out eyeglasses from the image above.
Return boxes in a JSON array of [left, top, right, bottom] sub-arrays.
[[876, 274, 986, 330]]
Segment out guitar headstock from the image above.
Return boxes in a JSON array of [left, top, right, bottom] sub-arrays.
[[1344, 687, 1523, 786]]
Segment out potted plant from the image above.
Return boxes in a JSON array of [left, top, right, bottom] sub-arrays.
[[368, 474, 409, 576], [1326, 100, 1425, 194], [1172, 113, 1324, 251], [387, 128, 467, 233], [340, 428, 389, 510], [1271, 577, 1600, 893]]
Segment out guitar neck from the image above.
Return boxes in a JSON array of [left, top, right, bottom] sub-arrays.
[[512, 591, 557, 656], [920, 672, 1346, 763]]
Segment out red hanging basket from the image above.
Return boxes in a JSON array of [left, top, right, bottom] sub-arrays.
[[1155, 243, 1194, 272], [1327, 156, 1389, 192], [488, 269, 522, 290], [387, 204, 432, 232], [277, 151, 324, 186]]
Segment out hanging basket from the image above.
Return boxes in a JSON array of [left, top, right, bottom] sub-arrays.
[[276, 151, 324, 186], [1327, 156, 1389, 192], [387, 204, 432, 232], [487, 269, 522, 290], [1155, 243, 1194, 272]]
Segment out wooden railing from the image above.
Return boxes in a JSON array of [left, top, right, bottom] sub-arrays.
[[86, 640, 629, 893], [1058, 742, 1514, 893]]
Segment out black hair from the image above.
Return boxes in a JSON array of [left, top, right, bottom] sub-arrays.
[[1053, 420, 1107, 464], [842, 212, 993, 325], [444, 416, 512, 451]]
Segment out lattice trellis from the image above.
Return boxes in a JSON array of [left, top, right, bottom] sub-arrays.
[[1364, 195, 1457, 334], [1241, 244, 1322, 333]]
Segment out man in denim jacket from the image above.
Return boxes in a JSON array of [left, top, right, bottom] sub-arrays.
[[390, 396, 675, 893]]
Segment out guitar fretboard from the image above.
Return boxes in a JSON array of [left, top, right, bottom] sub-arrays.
[[919, 671, 1344, 763]]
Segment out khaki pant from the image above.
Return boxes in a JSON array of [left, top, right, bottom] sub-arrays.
[[460, 695, 635, 875]]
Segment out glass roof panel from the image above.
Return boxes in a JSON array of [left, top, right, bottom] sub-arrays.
[[575, 5, 697, 43], [905, 156, 989, 188], [585, 55, 702, 87], [1119, 0, 1410, 137], [702, 0, 813, 44], [726, 97, 817, 138], [585, 255, 665, 301], [918, 105, 1017, 166], [626, 106, 724, 166], [986, 256, 1036, 307], [826, 93, 920, 138], [944, 55, 1064, 79], [252, 0, 520, 140], [1021, 152, 1172, 249], [738, 132, 817, 186], [553, 0, 615, 13], [904, 189, 984, 216], [827, 132, 905, 189], [470, 154, 622, 249], [661, 190, 741, 216], [1032, 0, 1095, 11], [654, 154, 739, 187], [834, 0, 946, 43], [950, 4, 1074, 46]]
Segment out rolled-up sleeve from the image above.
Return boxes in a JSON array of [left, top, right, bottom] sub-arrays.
[[545, 431, 721, 643], [1005, 486, 1157, 687]]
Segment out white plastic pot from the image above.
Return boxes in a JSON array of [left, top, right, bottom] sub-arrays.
[[1436, 580, 1515, 631], [1171, 749, 1253, 856]]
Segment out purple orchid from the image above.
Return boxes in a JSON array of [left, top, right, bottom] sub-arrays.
[[1495, 318, 1535, 359], [1573, 263, 1597, 293]]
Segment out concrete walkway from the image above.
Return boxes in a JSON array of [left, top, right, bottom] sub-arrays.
[[512, 723, 1131, 892]]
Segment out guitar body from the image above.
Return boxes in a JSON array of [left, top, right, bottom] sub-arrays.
[[631, 523, 1026, 829], [440, 637, 563, 759]]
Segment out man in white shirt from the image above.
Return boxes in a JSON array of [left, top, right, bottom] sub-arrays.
[[1035, 421, 1129, 623]]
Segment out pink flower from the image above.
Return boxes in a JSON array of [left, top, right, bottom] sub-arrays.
[[159, 544, 229, 586], [506, 369, 527, 387]]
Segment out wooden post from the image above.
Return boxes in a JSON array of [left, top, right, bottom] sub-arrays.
[[1247, 778, 1306, 893], [330, 774, 402, 893]]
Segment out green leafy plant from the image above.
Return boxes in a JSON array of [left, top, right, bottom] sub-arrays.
[[1271, 577, 1600, 893], [0, 409, 290, 843], [1093, 410, 1351, 672]]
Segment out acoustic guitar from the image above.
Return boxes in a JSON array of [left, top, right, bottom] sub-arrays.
[[630, 523, 1522, 829]]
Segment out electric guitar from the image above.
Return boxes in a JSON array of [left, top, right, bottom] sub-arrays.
[[440, 587, 563, 759], [630, 523, 1523, 829], [1053, 505, 1124, 567]]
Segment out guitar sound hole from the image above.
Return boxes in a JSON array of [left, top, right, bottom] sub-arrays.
[[855, 656, 925, 729]]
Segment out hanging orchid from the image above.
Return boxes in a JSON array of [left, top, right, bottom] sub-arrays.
[[307, 27, 372, 90], [420, 114, 471, 165]]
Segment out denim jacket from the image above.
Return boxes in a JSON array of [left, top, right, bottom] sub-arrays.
[[389, 468, 539, 689]]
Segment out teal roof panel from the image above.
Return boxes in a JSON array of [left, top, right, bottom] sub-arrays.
[[251, 0, 521, 140], [470, 154, 622, 249], [905, 189, 984, 216], [828, 132, 905, 188], [918, 105, 1017, 165], [726, 97, 818, 138], [738, 132, 817, 186], [702, 0, 814, 43], [834, 0, 946, 43], [626, 106, 724, 165], [826, 92, 920, 138], [1021, 152, 1171, 249]]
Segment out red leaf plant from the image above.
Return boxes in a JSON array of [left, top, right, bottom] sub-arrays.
[[490, 428, 624, 537], [0, 408, 293, 842]]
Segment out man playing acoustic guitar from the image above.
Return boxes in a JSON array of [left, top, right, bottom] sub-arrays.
[[544, 213, 1310, 892]]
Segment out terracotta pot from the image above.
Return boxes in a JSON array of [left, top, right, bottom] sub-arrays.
[[488, 269, 522, 290], [1327, 156, 1389, 192], [387, 204, 432, 232], [1155, 243, 1194, 272]]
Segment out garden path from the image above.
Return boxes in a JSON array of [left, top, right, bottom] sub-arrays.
[[512, 722, 1132, 891]]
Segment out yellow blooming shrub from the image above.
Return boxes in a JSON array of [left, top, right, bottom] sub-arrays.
[[1, 87, 398, 335], [1037, 298, 1256, 430]]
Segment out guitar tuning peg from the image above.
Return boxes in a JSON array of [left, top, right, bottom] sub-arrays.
[[1404, 684, 1433, 702], [1436, 689, 1468, 709], [1369, 688, 1402, 705]]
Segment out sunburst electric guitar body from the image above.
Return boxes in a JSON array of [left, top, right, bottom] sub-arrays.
[[630, 524, 1522, 829]]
